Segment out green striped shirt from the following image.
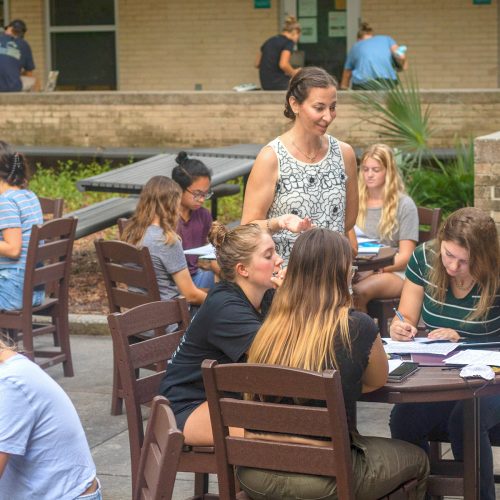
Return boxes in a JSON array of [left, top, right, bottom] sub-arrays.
[[406, 243, 500, 337]]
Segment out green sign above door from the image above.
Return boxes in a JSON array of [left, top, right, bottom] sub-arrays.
[[254, 0, 271, 7]]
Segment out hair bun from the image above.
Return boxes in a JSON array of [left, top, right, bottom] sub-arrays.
[[208, 221, 228, 250], [175, 151, 188, 165]]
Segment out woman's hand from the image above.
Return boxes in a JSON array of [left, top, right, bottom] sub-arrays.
[[427, 328, 461, 342], [270, 267, 287, 288], [278, 214, 314, 233], [389, 319, 417, 341]]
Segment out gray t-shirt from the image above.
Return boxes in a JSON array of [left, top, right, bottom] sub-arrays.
[[142, 225, 187, 301], [363, 194, 418, 247]]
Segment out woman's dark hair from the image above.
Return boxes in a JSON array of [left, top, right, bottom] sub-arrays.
[[284, 67, 338, 120], [357, 21, 374, 40], [0, 141, 30, 188], [172, 151, 212, 191]]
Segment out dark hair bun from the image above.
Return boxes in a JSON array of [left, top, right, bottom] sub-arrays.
[[175, 151, 188, 165]]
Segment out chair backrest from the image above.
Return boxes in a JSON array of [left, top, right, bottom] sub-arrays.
[[94, 239, 161, 313], [39, 196, 64, 221], [417, 206, 442, 244], [134, 395, 184, 500], [202, 360, 355, 500], [117, 217, 130, 238], [22, 217, 77, 309], [106, 300, 190, 489]]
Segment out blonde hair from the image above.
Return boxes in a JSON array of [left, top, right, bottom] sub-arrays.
[[357, 144, 406, 243], [122, 176, 181, 246], [209, 222, 266, 282], [248, 229, 352, 372], [428, 207, 499, 321], [283, 15, 301, 33]]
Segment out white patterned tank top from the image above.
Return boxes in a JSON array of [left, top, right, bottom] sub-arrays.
[[267, 135, 347, 263]]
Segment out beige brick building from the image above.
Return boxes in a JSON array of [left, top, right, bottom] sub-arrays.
[[2, 0, 499, 91]]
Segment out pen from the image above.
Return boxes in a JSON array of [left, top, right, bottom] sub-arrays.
[[393, 308, 415, 341]]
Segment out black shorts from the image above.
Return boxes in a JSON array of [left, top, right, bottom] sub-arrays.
[[170, 400, 205, 431]]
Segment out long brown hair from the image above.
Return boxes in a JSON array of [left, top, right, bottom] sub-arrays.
[[248, 229, 353, 372], [428, 207, 499, 320], [122, 176, 181, 246], [357, 144, 406, 242]]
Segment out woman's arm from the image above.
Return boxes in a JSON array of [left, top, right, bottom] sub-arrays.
[[0, 451, 8, 477], [278, 50, 299, 77], [172, 268, 207, 305], [254, 51, 262, 69], [383, 239, 416, 273], [0, 228, 22, 259], [389, 279, 423, 340], [340, 69, 352, 90], [361, 335, 389, 393], [339, 141, 359, 233]]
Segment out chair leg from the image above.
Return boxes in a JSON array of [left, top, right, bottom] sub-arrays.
[[57, 313, 74, 377], [194, 472, 210, 497], [111, 346, 124, 415]]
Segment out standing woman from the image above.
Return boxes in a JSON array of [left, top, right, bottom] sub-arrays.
[[353, 144, 418, 311], [0, 141, 43, 310], [160, 222, 283, 446], [256, 16, 301, 91], [241, 66, 358, 263], [172, 151, 216, 289], [121, 176, 206, 307], [389, 207, 500, 500], [242, 229, 429, 499]]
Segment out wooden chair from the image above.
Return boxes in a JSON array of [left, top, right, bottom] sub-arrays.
[[202, 360, 418, 500], [366, 206, 443, 336], [134, 395, 184, 500], [107, 301, 217, 498], [95, 239, 175, 415], [39, 196, 64, 220], [0, 217, 77, 376]]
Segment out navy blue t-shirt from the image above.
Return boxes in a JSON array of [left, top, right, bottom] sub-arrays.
[[0, 34, 35, 92], [259, 34, 294, 90]]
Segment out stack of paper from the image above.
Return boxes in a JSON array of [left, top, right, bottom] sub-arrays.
[[444, 350, 500, 366], [383, 339, 460, 356], [183, 243, 216, 260]]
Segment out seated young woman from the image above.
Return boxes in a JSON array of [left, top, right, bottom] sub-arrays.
[[241, 228, 429, 500], [159, 221, 283, 446], [173, 151, 218, 289], [0, 141, 43, 311], [121, 175, 206, 307], [0, 337, 101, 499], [389, 207, 500, 500], [353, 144, 418, 312]]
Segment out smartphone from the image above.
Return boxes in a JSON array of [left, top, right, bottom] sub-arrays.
[[387, 362, 419, 382]]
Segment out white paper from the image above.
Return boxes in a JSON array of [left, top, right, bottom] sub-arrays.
[[383, 339, 460, 356], [388, 359, 403, 373], [444, 350, 500, 366], [357, 244, 381, 255], [183, 243, 214, 256]]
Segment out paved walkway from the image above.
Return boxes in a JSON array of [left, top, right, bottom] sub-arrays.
[[45, 333, 500, 500]]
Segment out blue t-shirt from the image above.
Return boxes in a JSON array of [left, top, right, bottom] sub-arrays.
[[0, 34, 35, 92], [0, 188, 42, 269], [0, 354, 96, 499], [344, 35, 397, 84]]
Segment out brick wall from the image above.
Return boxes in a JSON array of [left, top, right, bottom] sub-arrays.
[[1, 90, 500, 149], [362, 0, 498, 88], [475, 132, 500, 234]]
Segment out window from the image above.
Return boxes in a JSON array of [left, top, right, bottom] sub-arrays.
[[48, 0, 117, 90]]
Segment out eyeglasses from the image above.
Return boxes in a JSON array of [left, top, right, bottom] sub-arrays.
[[186, 188, 213, 201]]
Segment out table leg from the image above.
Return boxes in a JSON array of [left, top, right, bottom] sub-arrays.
[[462, 397, 480, 499]]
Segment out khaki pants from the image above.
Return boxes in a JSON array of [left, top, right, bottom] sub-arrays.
[[236, 433, 429, 500]]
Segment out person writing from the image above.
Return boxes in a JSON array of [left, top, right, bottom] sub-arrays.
[[353, 144, 418, 312], [160, 222, 283, 445], [240, 228, 429, 499], [340, 22, 406, 90], [0, 337, 101, 499], [0, 141, 43, 310], [121, 175, 207, 307], [241, 66, 358, 263], [255, 16, 301, 91], [389, 207, 500, 500]]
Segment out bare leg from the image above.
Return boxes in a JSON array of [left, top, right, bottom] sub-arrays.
[[353, 272, 404, 312]]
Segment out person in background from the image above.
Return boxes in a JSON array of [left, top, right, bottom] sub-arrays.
[[0, 19, 36, 92], [353, 144, 418, 312], [242, 66, 358, 263], [340, 22, 406, 90], [0, 337, 101, 499], [172, 151, 216, 289], [256, 16, 301, 91], [160, 222, 283, 445], [241, 229, 429, 500], [121, 175, 207, 307], [389, 207, 500, 500], [0, 141, 43, 310]]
